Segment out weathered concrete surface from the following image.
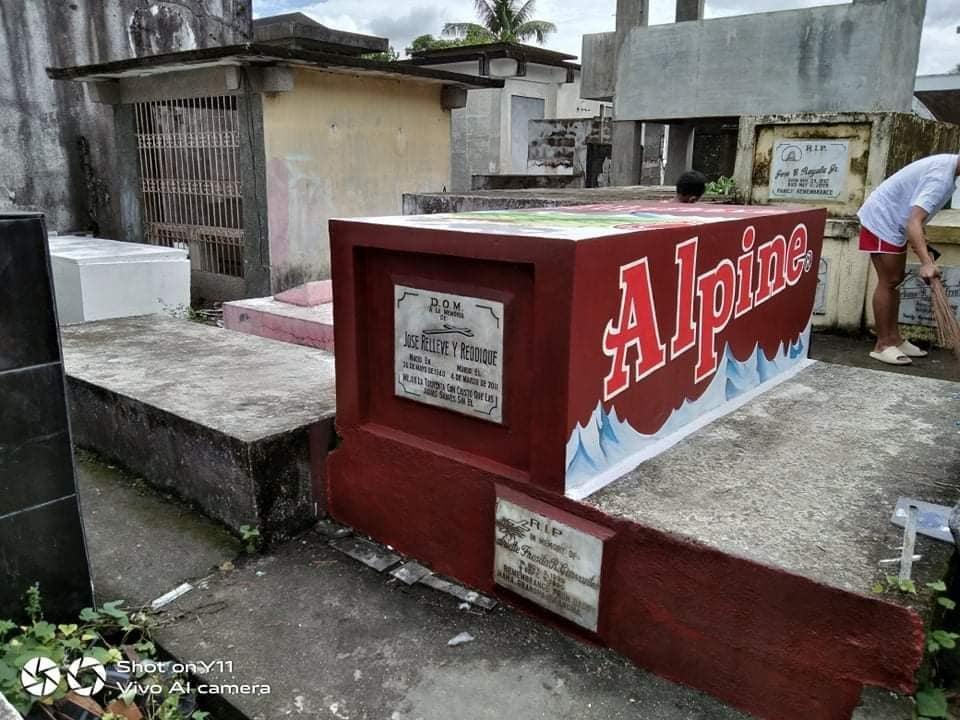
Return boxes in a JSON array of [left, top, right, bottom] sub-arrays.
[[403, 185, 677, 215], [76, 450, 240, 607], [156, 532, 753, 720], [586, 1, 925, 120], [589, 361, 959, 600], [71, 365, 913, 720], [0, 1, 251, 235], [253, 11, 387, 54], [61, 316, 336, 538], [148, 530, 910, 720], [810, 331, 959, 383], [0, 691, 18, 720], [471, 174, 585, 190], [526, 117, 610, 178], [223, 296, 335, 352]]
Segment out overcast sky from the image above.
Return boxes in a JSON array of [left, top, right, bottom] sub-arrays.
[[254, 0, 958, 75]]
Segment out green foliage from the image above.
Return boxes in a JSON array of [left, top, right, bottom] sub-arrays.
[[443, 0, 556, 45], [361, 46, 400, 62], [0, 588, 208, 719], [705, 176, 737, 198], [916, 687, 949, 718], [406, 30, 490, 55], [913, 577, 959, 719], [239, 524, 263, 554], [877, 575, 918, 595], [24, 583, 43, 623]]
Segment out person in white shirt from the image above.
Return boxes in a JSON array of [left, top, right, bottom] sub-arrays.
[[857, 153, 959, 365]]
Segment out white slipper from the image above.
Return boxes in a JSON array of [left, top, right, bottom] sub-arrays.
[[897, 340, 928, 358], [870, 346, 912, 365]]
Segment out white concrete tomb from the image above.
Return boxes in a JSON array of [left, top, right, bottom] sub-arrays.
[[48, 235, 190, 325]]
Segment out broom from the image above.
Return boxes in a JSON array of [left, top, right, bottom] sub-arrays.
[[930, 276, 960, 362]]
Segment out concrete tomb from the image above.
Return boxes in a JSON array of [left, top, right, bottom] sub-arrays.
[[61, 316, 336, 539], [0, 214, 93, 622], [48, 234, 189, 325], [326, 202, 953, 719]]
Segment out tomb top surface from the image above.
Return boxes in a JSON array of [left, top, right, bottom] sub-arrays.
[[61, 316, 335, 442], [587, 361, 960, 598], [340, 202, 805, 240], [49, 235, 188, 263]]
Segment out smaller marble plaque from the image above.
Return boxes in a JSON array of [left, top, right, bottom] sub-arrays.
[[494, 491, 609, 631], [813, 257, 829, 316], [899, 266, 960, 328]]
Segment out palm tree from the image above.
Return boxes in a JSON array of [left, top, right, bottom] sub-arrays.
[[443, 0, 557, 45]]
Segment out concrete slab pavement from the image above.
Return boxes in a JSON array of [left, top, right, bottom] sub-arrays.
[[76, 452, 912, 719], [77, 450, 241, 607]]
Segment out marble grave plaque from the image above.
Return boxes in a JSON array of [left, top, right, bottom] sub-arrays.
[[395, 284, 504, 423], [494, 494, 608, 631], [770, 139, 849, 200]]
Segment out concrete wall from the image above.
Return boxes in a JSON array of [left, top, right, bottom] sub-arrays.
[[527, 118, 610, 176], [0, 1, 250, 236], [586, 0, 925, 121], [580, 32, 616, 102], [443, 64, 606, 190], [452, 88, 503, 193], [262, 68, 452, 289]]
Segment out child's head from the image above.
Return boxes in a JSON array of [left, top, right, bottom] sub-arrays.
[[676, 171, 707, 203]]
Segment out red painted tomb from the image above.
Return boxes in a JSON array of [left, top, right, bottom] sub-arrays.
[[327, 203, 926, 719]]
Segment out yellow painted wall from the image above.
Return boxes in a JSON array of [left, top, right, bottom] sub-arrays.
[[262, 68, 452, 289]]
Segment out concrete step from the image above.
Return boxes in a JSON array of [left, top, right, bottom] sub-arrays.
[[60, 316, 336, 539], [223, 295, 335, 352]]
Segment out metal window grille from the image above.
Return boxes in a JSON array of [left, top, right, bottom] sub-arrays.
[[133, 96, 244, 278]]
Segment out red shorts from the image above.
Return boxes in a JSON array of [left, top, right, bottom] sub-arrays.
[[859, 227, 905, 254]]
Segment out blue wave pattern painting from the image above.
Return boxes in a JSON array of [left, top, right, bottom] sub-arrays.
[[566, 326, 811, 496]]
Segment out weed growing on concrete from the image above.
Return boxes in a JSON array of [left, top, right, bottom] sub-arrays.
[[238, 525, 262, 554], [914, 580, 958, 720], [0, 584, 209, 720], [705, 176, 739, 200]]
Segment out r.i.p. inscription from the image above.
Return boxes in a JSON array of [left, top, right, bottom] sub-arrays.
[[394, 284, 504, 423], [494, 494, 608, 631]]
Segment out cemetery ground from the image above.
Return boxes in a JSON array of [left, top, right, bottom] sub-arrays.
[[74, 439, 910, 720], [2, 315, 954, 720], [20, 329, 949, 720]]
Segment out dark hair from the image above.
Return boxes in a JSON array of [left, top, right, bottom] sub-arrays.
[[676, 170, 707, 197]]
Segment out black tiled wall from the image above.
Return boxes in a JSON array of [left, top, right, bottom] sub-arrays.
[[0, 213, 93, 622]]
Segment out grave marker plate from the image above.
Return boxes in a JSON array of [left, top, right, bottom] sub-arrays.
[[494, 491, 609, 631], [814, 257, 829, 316], [770, 140, 849, 200], [394, 284, 504, 423], [899, 266, 960, 327]]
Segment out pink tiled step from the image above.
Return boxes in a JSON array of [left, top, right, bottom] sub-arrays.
[[223, 282, 334, 352]]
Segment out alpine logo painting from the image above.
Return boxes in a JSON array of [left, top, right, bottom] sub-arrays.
[[567, 208, 824, 498]]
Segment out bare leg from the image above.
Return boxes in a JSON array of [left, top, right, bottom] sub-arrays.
[[871, 252, 906, 351]]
